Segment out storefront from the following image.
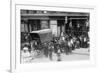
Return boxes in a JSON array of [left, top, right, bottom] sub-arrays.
[[65, 16, 89, 37], [21, 10, 89, 38], [21, 15, 65, 37]]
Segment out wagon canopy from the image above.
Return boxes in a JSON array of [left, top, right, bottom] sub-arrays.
[[30, 29, 53, 43]]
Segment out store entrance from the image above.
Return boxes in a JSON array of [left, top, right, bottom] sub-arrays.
[[65, 17, 89, 37], [28, 19, 41, 32]]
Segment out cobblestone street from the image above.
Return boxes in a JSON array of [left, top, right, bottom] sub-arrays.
[[21, 48, 89, 63]]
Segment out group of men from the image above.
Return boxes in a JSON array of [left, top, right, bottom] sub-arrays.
[[22, 31, 89, 62], [42, 32, 79, 61]]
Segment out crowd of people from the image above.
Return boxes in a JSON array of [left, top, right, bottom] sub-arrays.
[[22, 31, 89, 62]]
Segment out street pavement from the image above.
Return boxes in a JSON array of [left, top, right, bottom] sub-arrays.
[[21, 48, 89, 63]]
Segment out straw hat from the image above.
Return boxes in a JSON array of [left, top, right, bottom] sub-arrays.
[[23, 46, 28, 51]]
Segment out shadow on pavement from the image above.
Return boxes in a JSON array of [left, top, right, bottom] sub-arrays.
[[71, 52, 90, 56]]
